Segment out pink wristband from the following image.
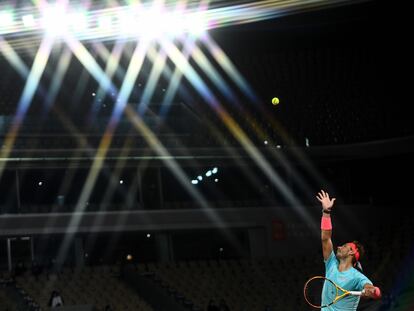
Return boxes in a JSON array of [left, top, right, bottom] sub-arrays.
[[321, 216, 332, 230], [374, 287, 381, 299]]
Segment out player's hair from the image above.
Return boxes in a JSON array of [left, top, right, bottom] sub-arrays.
[[352, 240, 365, 263]]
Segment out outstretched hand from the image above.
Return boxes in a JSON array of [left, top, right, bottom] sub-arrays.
[[362, 285, 382, 300], [316, 190, 336, 213]]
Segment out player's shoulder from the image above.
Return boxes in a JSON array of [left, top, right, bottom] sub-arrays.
[[351, 267, 372, 282], [351, 267, 373, 288], [351, 267, 365, 276]]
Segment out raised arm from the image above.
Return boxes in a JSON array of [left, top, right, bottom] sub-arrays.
[[316, 190, 336, 260]]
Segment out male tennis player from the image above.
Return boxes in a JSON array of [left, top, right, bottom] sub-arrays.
[[317, 190, 381, 310]]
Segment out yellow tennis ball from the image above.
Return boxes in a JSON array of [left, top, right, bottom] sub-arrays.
[[272, 97, 280, 105]]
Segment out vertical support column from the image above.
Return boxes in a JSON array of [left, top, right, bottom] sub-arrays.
[[74, 236, 84, 269], [248, 227, 267, 259], [15, 170, 21, 213], [157, 168, 164, 209], [168, 234, 174, 262], [7, 238, 12, 272], [138, 168, 143, 208], [285, 164, 293, 194], [127, 167, 141, 210], [155, 233, 173, 263], [30, 237, 34, 261], [141, 168, 163, 209]]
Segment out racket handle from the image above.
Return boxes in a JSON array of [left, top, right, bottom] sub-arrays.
[[349, 290, 364, 296]]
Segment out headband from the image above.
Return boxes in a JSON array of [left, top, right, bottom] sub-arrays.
[[349, 242, 360, 262]]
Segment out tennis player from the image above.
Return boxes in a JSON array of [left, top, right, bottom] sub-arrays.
[[317, 190, 381, 310]]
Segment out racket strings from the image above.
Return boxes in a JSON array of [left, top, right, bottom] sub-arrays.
[[304, 277, 337, 308]]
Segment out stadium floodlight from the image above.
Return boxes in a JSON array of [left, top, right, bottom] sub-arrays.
[[186, 11, 207, 37], [41, 5, 68, 36], [22, 14, 36, 28], [0, 1, 360, 45], [0, 10, 13, 32], [163, 11, 186, 38], [98, 14, 112, 33], [67, 11, 88, 34], [119, 10, 139, 37], [138, 8, 164, 40]]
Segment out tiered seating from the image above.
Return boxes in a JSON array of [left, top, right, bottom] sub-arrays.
[[134, 216, 414, 311], [14, 265, 154, 311], [138, 257, 319, 311], [0, 288, 17, 311]]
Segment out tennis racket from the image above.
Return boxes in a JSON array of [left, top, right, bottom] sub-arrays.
[[304, 276, 364, 308]]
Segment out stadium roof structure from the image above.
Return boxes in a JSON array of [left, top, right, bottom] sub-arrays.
[[0, 0, 411, 164]]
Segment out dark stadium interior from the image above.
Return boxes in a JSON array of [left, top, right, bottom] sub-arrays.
[[0, 0, 413, 310]]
